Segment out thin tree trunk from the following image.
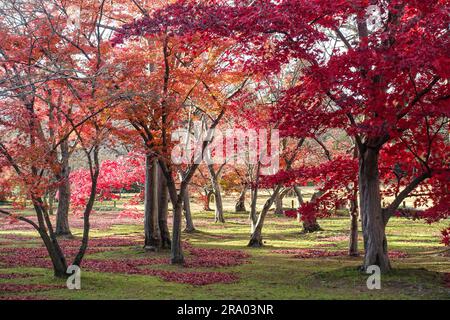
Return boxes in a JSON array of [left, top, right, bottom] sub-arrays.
[[359, 146, 391, 272], [48, 191, 55, 216], [144, 155, 161, 250], [349, 197, 359, 256], [158, 165, 171, 249], [203, 189, 213, 211], [208, 164, 225, 223], [55, 140, 72, 238], [235, 185, 247, 212], [248, 186, 282, 247], [183, 186, 196, 233], [72, 147, 100, 267]]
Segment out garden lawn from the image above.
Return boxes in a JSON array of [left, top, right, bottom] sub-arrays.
[[0, 203, 449, 300]]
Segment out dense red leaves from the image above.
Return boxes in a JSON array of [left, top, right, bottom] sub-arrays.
[[120, 0, 450, 246], [149, 270, 238, 286], [185, 248, 249, 268], [441, 227, 450, 247], [70, 152, 145, 213]]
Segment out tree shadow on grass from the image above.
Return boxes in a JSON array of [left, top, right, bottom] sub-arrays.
[[308, 266, 450, 299]]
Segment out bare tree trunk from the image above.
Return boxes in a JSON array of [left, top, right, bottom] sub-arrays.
[[274, 192, 283, 215], [72, 146, 100, 267], [248, 186, 282, 247], [171, 197, 184, 264], [55, 141, 72, 238], [208, 164, 225, 223], [48, 191, 55, 216], [144, 156, 161, 250], [359, 146, 391, 272], [349, 198, 359, 256], [203, 189, 213, 211], [158, 165, 171, 249], [183, 186, 196, 233], [34, 203, 68, 277], [235, 185, 247, 212]]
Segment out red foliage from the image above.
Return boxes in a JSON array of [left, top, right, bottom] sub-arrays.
[[0, 273, 35, 279], [147, 270, 239, 286], [0, 239, 245, 286], [185, 248, 249, 268], [441, 227, 450, 247], [70, 152, 145, 214], [0, 283, 64, 293]]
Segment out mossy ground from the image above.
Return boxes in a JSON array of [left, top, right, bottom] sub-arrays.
[[0, 197, 449, 300]]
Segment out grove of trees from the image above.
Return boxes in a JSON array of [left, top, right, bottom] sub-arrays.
[[0, 0, 448, 278]]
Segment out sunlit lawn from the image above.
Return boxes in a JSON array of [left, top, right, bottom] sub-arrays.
[[0, 195, 449, 300]]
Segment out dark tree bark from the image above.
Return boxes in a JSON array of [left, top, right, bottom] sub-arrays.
[[203, 189, 213, 211], [183, 186, 196, 233], [348, 197, 359, 256], [248, 186, 282, 247], [359, 146, 391, 272], [235, 184, 247, 212], [55, 140, 72, 238], [35, 202, 68, 277], [72, 146, 100, 267], [144, 155, 161, 250], [158, 165, 171, 249], [171, 197, 185, 264]]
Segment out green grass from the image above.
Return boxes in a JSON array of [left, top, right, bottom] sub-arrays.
[[0, 206, 449, 300]]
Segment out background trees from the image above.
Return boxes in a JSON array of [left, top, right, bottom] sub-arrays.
[[0, 0, 447, 278], [130, 0, 448, 272]]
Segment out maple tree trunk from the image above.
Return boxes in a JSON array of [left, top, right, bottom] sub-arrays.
[[248, 187, 281, 247], [359, 146, 391, 272], [144, 155, 161, 250], [235, 185, 247, 212], [34, 203, 68, 277], [208, 165, 225, 223], [72, 148, 100, 268], [171, 197, 184, 264], [40, 230, 68, 277], [158, 166, 171, 249], [301, 191, 323, 233], [274, 193, 283, 215], [349, 198, 359, 256], [203, 190, 213, 211], [55, 141, 72, 238], [293, 186, 303, 205], [213, 189, 225, 223], [183, 186, 196, 233]]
